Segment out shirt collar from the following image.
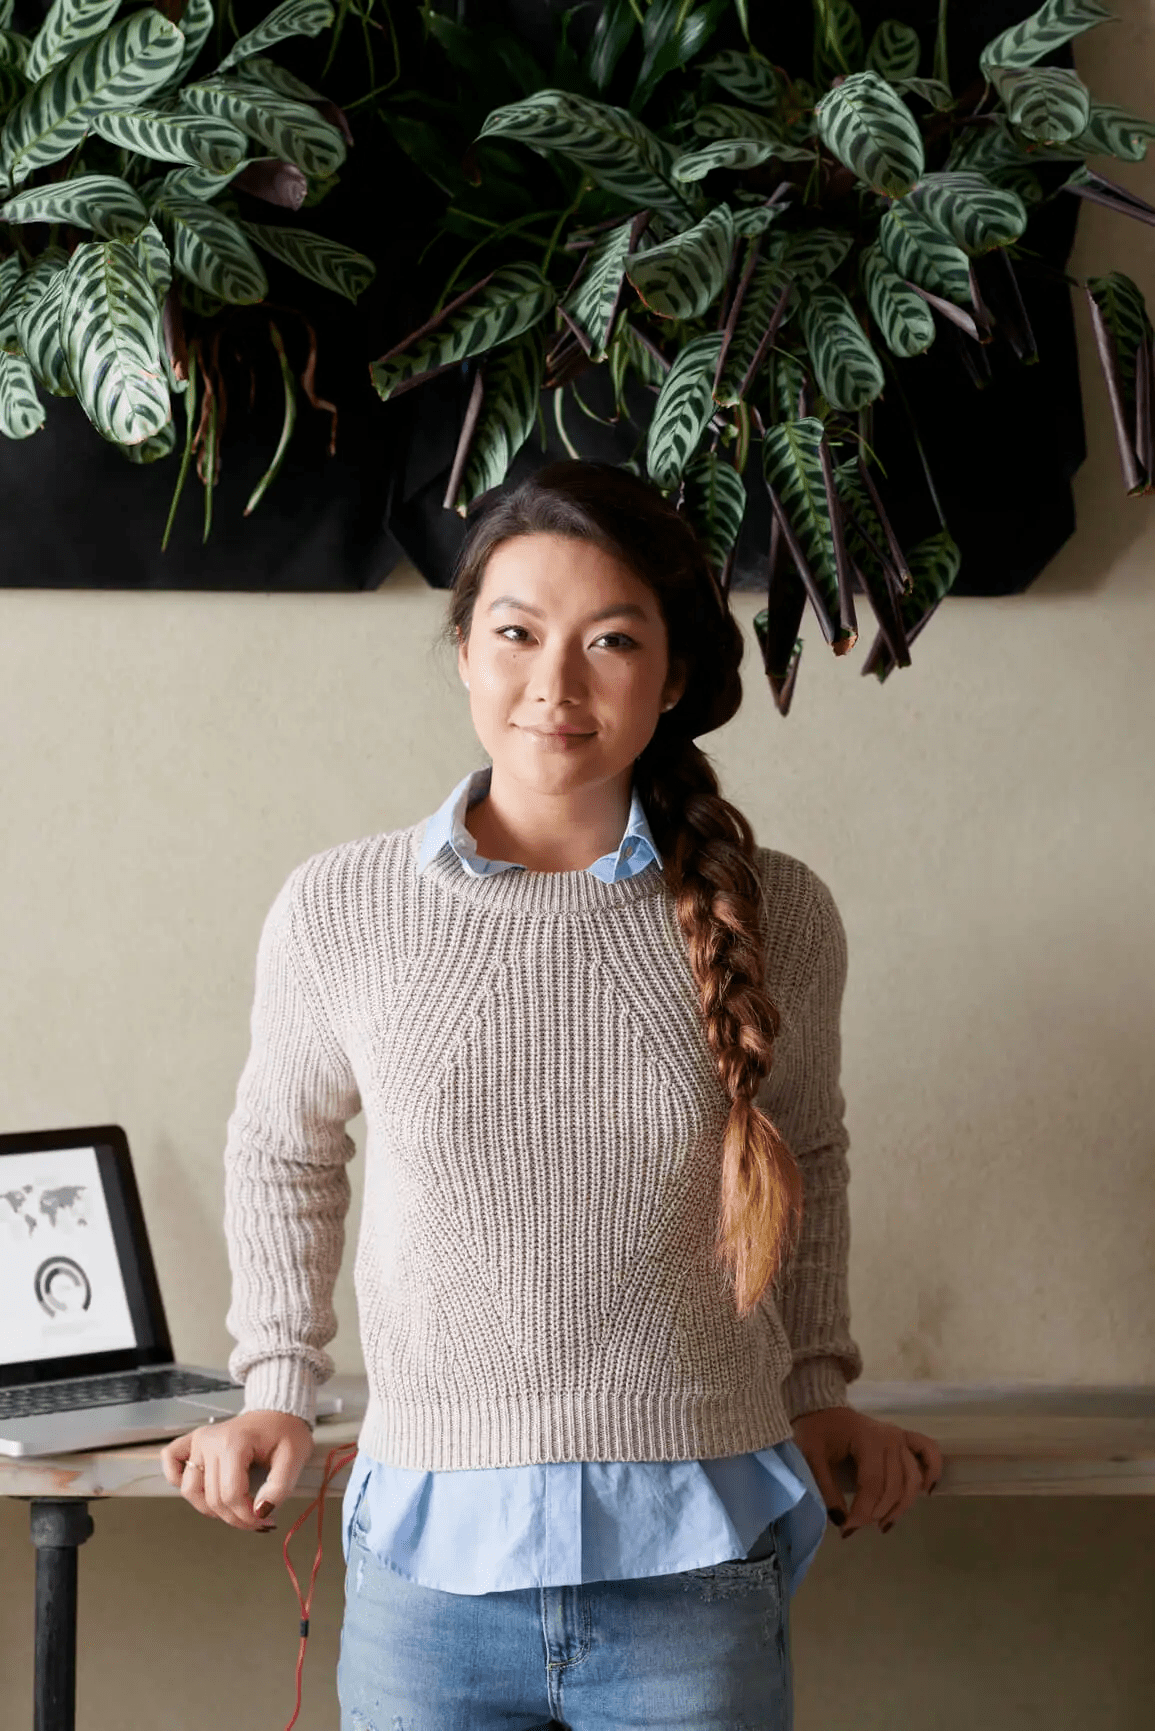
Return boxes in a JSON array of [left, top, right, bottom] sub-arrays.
[[416, 764, 663, 883]]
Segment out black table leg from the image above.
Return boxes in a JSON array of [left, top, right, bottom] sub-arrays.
[[26, 1499, 95, 1731]]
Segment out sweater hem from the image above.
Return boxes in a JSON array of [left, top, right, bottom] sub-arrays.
[[354, 1384, 797, 1471]]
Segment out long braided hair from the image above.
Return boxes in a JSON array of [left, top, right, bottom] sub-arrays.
[[438, 460, 803, 1318]]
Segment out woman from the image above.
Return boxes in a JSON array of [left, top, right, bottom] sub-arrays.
[[163, 460, 942, 1729]]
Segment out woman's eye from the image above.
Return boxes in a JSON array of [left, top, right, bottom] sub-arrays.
[[495, 627, 635, 648]]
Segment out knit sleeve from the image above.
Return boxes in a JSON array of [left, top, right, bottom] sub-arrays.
[[222, 862, 362, 1428], [755, 870, 864, 1421]]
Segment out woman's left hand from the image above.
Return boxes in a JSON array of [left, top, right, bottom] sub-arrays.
[[791, 1405, 943, 1538]]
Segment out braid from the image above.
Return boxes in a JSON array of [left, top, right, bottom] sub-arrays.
[[633, 738, 804, 1318]]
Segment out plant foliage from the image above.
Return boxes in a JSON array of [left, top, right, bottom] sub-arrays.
[[367, 0, 1155, 712], [0, 0, 376, 530]]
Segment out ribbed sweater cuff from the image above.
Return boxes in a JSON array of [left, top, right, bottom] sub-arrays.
[[784, 1357, 849, 1422], [240, 1358, 319, 1427]]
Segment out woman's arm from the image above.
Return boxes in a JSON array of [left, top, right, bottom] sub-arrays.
[[222, 860, 362, 1428], [755, 870, 864, 1421]]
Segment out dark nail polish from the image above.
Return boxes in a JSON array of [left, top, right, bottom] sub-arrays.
[[881, 1521, 893, 1534], [255, 1501, 274, 1519], [827, 1507, 846, 1527]]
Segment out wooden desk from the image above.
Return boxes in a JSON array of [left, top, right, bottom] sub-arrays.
[[4, 1376, 1155, 1730]]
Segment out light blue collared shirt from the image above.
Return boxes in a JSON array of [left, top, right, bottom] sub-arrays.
[[342, 765, 829, 1596]]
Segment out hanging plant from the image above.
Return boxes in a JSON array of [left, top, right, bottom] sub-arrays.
[[0, 0, 377, 541], [367, 0, 1155, 714]]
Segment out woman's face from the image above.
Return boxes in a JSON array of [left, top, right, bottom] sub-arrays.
[[457, 532, 686, 794]]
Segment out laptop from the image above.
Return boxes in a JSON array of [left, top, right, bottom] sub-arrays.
[[0, 1123, 343, 1457]]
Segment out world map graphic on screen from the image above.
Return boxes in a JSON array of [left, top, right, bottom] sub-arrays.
[[1, 1182, 90, 1237]]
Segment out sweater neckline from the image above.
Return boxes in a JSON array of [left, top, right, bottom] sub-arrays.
[[408, 819, 670, 917]]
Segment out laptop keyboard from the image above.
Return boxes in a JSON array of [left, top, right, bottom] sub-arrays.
[[0, 1367, 239, 1421]]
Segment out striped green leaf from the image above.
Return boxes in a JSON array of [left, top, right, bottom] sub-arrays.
[[0, 28, 30, 71], [153, 186, 268, 302], [0, 0, 13, 27], [732, 197, 791, 239], [608, 309, 666, 411], [178, 78, 345, 178], [0, 11, 184, 191], [646, 330, 723, 490], [216, 0, 334, 74], [900, 527, 960, 624], [1087, 271, 1152, 394], [834, 456, 893, 588], [714, 247, 790, 404], [866, 19, 920, 79], [682, 449, 746, 574], [769, 349, 810, 423], [477, 88, 684, 212], [0, 347, 44, 436], [1074, 102, 1155, 163], [0, 250, 21, 337], [1, 172, 147, 238], [906, 170, 1027, 254], [155, 159, 247, 200], [370, 263, 555, 401], [122, 417, 177, 462], [229, 52, 321, 103], [780, 225, 853, 290], [799, 280, 884, 411], [58, 238, 171, 443], [89, 107, 248, 173], [895, 75, 954, 110], [24, 0, 118, 86], [700, 51, 783, 111], [239, 220, 374, 300], [989, 65, 1091, 144], [561, 218, 631, 361], [626, 203, 733, 321], [980, 0, 1110, 77], [692, 102, 815, 163], [860, 241, 935, 356], [672, 138, 777, 180], [452, 328, 544, 515], [761, 415, 841, 629], [945, 113, 1024, 176], [815, 69, 924, 197], [813, 0, 865, 85], [878, 200, 972, 305], [0, 244, 66, 352], [16, 264, 73, 395], [168, 0, 213, 88], [131, 218, 172, 301]]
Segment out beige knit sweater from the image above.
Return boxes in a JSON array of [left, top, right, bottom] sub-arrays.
[[222, 819, 863, 1469]]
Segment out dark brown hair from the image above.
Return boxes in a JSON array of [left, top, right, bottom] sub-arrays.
[[439, 460, 803, 1317]]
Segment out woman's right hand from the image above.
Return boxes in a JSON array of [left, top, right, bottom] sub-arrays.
[[160, 1409, 316, 1532]]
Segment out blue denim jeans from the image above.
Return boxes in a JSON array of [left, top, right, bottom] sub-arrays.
[[336, 1506, 793, 1731]]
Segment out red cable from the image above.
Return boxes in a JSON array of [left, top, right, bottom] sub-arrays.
[[276, 1439, 361, 1731]]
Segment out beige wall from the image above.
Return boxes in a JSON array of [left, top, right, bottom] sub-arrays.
[[3, 15, 1155, 1728]]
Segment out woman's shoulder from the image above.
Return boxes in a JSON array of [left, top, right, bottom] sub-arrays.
[[275, 823, 423, 920], [752, 844, 842, 927], [750, 845, 846, 1000]]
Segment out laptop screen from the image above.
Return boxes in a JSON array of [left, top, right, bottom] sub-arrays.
[[0, 1127, 173, 1386]]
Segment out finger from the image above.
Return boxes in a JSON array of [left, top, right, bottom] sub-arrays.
[[254, 1432, 308, 1518], [905, 1431, 945, 1494], [872, 1445, 908, 1527], [842, 1447, 889, 1533], [202, 1447, 223, 1520], [882, 1446, 924, 1529], [180, 1457, 212, 1518], [160, 1434, 192, 1488], [218, 1437, 266, 1531]]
